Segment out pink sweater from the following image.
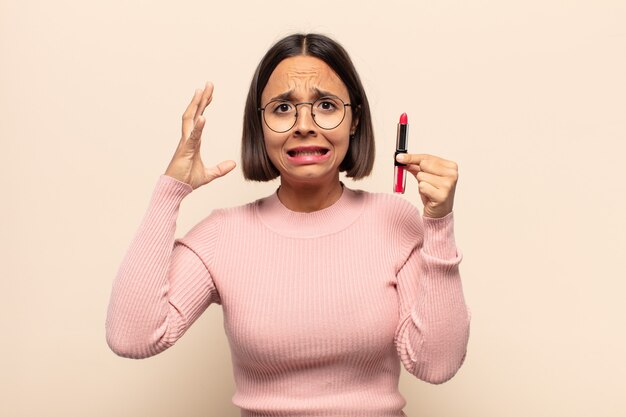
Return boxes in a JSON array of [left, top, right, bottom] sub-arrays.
[[105, 174, 470, 417]]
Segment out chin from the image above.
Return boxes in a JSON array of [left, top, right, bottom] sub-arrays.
[[282, 167, 341, 183]]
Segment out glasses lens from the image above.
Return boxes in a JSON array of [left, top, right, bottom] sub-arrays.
[[312, 97, 346, 130], [263, 100, 296, 133], [261, 97, 347, 132]]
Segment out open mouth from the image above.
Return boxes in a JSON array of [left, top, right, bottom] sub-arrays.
[[287, 148, 329, 157]]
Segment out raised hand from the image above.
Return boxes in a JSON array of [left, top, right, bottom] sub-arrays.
[[396, 153, 458, 219], [164, 82, 236, 190]]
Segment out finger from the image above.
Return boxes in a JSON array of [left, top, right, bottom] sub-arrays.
[[194, 81, 214, 121], [419, 160, 459, 177], [415, 171, 451, 190], [205, 160, 237, 182], [182, 88, 203, 139], [396, 153, 457, 169], [399, 155, 457, 177], [396, 153, 436, 165], [421, 158, 458, 176], [185, 115, 205, 151], [405, 164, 422, 176], [418, 180, 446, 201], [407, 162, 451, 177]]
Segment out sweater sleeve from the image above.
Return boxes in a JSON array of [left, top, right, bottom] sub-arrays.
[[105, 175, 222, 359], [393, 210, 471, 384]]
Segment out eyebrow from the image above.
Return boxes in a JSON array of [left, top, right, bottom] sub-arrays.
[[269, 88, 340, 102]]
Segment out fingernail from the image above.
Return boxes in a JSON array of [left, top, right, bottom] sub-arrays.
[[396, 154, 407, 162]]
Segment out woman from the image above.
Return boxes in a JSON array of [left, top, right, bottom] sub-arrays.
[[106, 33, 470, 417]]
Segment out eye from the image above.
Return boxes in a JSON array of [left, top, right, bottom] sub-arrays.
[[315, 98, 339, 112], [271, 101, 294, 114]]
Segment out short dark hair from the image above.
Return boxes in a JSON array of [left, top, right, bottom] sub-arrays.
[[241, 33, 375, 181]]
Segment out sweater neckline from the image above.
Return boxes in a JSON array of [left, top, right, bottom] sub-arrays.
[[255, 183, 366, 238]]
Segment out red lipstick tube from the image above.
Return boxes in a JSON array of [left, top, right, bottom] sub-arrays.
[[394, 113, 409, 193]]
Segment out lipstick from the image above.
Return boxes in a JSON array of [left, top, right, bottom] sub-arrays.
[[394, 113, 409, 193]]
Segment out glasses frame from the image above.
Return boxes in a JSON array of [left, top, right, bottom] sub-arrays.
[[258, 96, 352, 133]]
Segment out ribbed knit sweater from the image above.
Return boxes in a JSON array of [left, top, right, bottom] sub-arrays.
[[105, 174, 471, 417]]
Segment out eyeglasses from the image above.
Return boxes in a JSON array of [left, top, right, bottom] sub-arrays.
[[258, 96, 352, 133]]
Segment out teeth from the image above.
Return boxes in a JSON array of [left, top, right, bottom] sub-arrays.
[[290, 149, 326, 156]]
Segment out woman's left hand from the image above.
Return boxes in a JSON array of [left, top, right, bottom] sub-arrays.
[[396, 153, 458, 219]]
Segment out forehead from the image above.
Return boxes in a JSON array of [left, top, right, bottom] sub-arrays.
[[261, 55, 349, 102]]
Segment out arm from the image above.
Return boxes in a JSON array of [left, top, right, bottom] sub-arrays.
[[105, 175, 221, 359], [394, 210, 471, 384], [106, 82, 234, 358]]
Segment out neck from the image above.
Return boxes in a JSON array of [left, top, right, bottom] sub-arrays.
[[277, 175, 344, 213]]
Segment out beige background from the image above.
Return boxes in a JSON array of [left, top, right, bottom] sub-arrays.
[[2, 0, 625, 416]]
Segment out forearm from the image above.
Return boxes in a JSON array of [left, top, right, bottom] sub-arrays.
[[395, 211, 471, 384], [105, 175, 195, 358]]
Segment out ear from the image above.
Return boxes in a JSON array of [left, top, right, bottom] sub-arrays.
[[350, 105, 361, 134]]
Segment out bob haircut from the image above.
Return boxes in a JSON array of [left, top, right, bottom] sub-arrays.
[[241, 33, 375, 181]]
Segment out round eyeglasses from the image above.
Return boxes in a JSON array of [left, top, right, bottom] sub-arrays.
[[258, 96, 352, 133]]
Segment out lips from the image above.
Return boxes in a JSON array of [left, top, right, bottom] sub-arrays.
[[285, 146, 332, 165], [286, 146, 329, 157]]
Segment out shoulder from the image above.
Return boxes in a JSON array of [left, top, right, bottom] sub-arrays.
[[358, 189, 421, 224], [176, 199, 259, 247], [345, 188, 424, 263], [354, 189, 424, 247]]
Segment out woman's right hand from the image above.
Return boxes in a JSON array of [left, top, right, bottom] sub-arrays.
[[164, 82, 236, 190]]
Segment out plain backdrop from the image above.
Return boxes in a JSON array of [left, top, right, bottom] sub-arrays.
[[1, 0, 625, 416]]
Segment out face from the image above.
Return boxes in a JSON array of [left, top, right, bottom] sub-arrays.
[[260, 55, 358, 184]]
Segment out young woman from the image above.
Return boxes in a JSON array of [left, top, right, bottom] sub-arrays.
[[106, 33, 470, 417]]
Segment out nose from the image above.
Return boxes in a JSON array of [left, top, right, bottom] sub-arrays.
[[293, 103, 317, 136]]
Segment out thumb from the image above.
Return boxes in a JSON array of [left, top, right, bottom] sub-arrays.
[[205, 160, 237, 183]]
